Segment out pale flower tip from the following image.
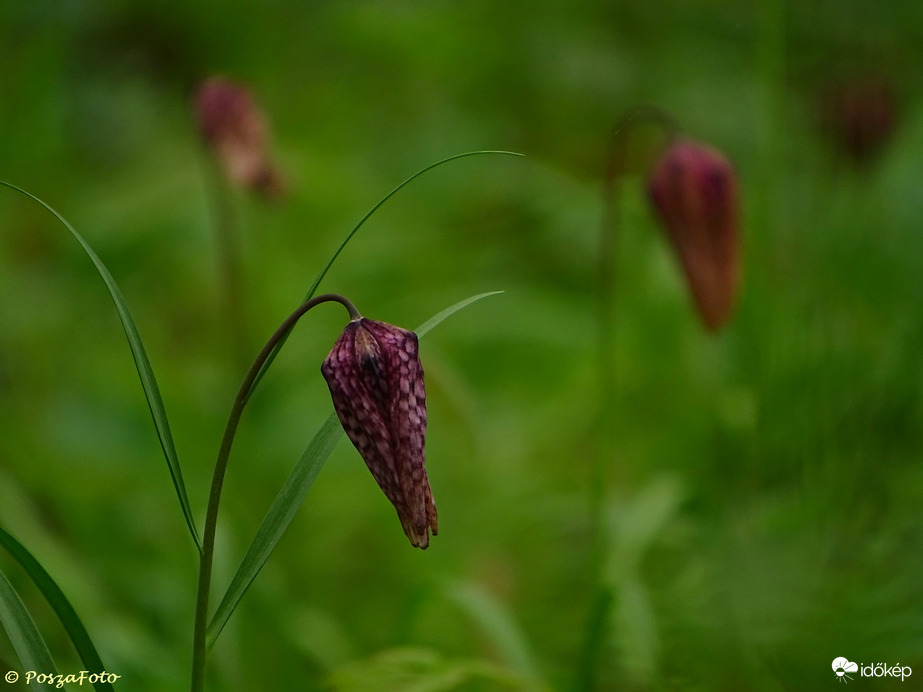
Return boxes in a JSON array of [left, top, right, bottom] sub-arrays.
[[427, 491, 439, 536], [399, 489, 438, 549], [402, 519, 431, 549]]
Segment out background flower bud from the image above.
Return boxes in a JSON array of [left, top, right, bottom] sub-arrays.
[[321, 318, 437, 548], [647, 139, 741, 332], [821, 76, 899, 165], [193, 77, 285, 197]]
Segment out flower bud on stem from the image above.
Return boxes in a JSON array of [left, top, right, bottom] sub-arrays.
[[582, 105, 678, 692], [190, 293, 360, 692], [585, 106, 742, 689], [322, 318, 436, 548], [597, 105, 678, 497], [647, 139, 741, 331], [194, 77, 287, 370]]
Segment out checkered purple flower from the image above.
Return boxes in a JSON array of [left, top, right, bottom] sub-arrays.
[[321, 318, 437, 548]]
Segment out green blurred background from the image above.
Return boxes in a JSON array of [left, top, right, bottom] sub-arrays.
[[2, 1, 922, 690]]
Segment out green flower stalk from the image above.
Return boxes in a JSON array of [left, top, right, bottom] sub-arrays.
[[193, 76, 287, 365], [322, 319, 437, 548], [191, 293, 360, 692]]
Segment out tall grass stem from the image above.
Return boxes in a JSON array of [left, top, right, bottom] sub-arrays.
[[205, 159, 250, 370], [577, 109, 674, 691]]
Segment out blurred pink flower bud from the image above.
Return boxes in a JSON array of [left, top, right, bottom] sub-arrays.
[[321, 318, 437, 548], [194, 77, 284, 197], [647, 139, 741, 332]]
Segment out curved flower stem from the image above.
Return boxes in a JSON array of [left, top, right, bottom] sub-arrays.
[[592, 104, 677, 564], [242, 150, 524, 408], [190, 293, 360, 692], [205, 157, 249, 371], [578, 107, 676, 692]]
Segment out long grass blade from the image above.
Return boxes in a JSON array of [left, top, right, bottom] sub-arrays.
[[415, 291, 503, 338], [242, 150, 523, 406], [0, 182, 201, 552], [328, 648, 543, 691], [0, 567, 57, 690], [205, 412, 340, 649], [303, 151, 522, 301], [0, 526, 114, 691], [443, 581, 543, 684], [206, 291, 503, 648]]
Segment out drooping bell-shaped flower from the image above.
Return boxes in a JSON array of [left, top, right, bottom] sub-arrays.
[[647, 138, 741, 332], [321, 318, 437, 548], [193, 77, 284, 197]]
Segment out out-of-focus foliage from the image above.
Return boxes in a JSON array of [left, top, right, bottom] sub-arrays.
[[1, 1, 922, 690]]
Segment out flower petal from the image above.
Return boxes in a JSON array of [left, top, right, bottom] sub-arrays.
[[322, 319, 436, 548]]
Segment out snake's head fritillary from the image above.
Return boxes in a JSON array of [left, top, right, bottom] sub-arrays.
[[194, 77, 285, 198], [321, 318, 437, 548], [648, 139, 741, 332]]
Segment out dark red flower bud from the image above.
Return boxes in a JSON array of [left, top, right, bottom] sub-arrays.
[[647, 139, 741, 332], [193, 77, 284, 197], [321, 318, 437, 548], [822, 76, 898, 165]]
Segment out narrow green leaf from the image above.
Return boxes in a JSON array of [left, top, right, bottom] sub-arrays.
[[611, 578, 658, 683], [243, 150, 523, 406], [303, 151, 522, 302], [0, 567, 57, 691], [0, 526, 114, 692], [443, 581, 542, 684], [205, 412, 341, 649], [328, 648, 539, 692], [415, 291, 504, 338], [0, 182, 201, 552], [207, 291, 503, 648]]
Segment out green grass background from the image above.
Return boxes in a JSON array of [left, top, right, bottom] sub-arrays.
[[1, 1, 922, 689]]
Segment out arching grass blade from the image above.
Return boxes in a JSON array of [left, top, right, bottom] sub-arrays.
[[0, 182, 201, 552], [303, 152, 522, 301], [442, 580, 543, 685], [0, 567, 57, 690], [0, 526, 114, 691], [414, 291, 504, 338], [241, 151, 523, 406], [205, 411, 340, 649]]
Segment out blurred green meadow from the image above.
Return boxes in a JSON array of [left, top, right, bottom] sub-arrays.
[[2, 1, 923, 690]]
